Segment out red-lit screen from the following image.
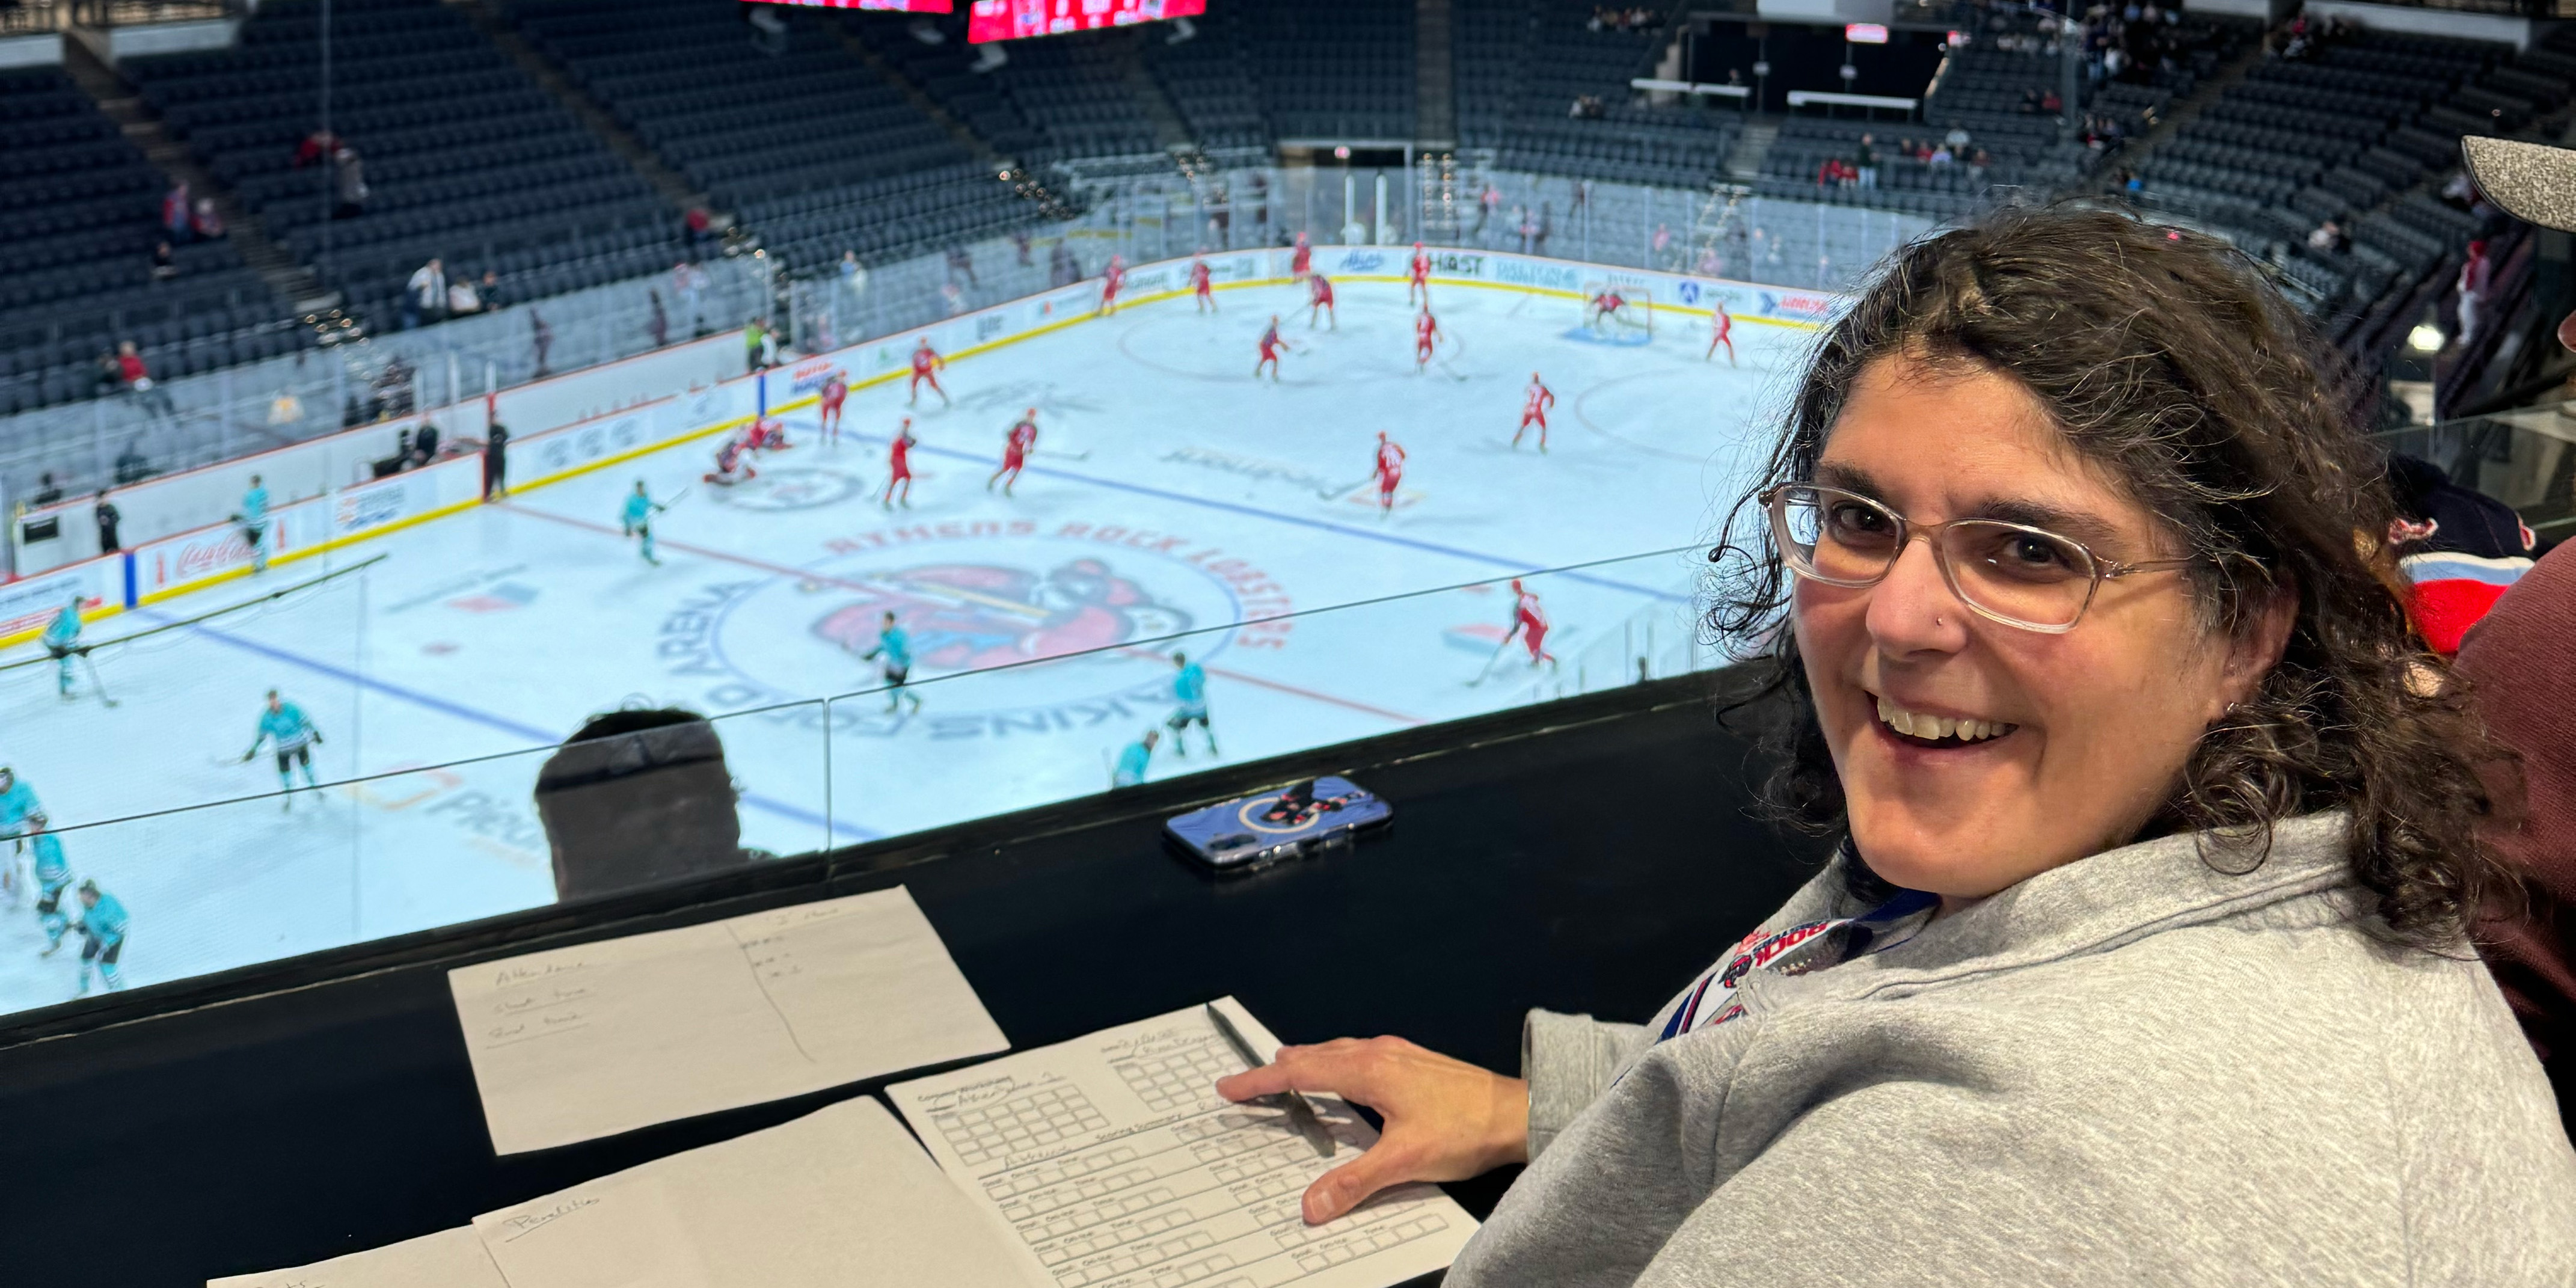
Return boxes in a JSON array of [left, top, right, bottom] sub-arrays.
[[746, 1, 955, 11], [968, 0, 1205, 43]]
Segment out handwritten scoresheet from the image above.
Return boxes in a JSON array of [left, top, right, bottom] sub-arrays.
[[449, 886, 1007, 1153], [469, 1096, 1049, 1288], [888, 998, 1478, 1288], [207, 1228, 508, 1288]]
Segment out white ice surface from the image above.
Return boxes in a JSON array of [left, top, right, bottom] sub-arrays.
[[0, 280, 1813, 1011]]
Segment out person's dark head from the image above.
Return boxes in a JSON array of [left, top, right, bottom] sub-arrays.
[[265, 688, 281, 713], [1173, 651, 1187, 669], [534, 707, 746, 903], [1710, 202, 2499, 946], [77, 880, 98, 909]]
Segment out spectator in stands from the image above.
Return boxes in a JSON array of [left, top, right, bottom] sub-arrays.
[[405, 258, 446, 331], [1477, 183, 1500, 243], [2457, 239, 2494, 349], [673, 262, 707, 337], [1853, 135, 1878, 189], [2307, 219, 2347, 254], [91, 351, 121, 399], [477, 269, 503, 312], [93, 491, 119, 556], [161, 180, 191, 245], [946, 246, 978, 288], [2441, 170, 2481, 213], [1012, 230, 1033, 268], [446, 275, 482, 319], [190, 198, 223, 242], [684, 206, 714, 260], [1221, 206, 2576, 1271], [114, 342, 174, 425], [150, 241, 177, 281], [32, 474, 63, 506], [745, 317, 769, 370], [531, 310, 554, 378], [649, 290, 669, 349], [331, 146, 367, 219], [292, 129, 341, 168]]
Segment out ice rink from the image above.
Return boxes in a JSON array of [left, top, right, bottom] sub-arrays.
[[0, 274, 1818, 1010]]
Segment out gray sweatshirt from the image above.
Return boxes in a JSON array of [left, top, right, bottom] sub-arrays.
[[1449, 813, 2576, 1286]]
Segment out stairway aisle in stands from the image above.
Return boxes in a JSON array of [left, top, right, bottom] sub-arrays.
[[61, 40, 325, 316], [1113, 30, 1197, 157], [826, 14, 1010, 171], [1725, 120, 1777, 182], [445, 0, 719, 228], [1415, 0, 1456, 150], [2088, 20, 2269, 194]]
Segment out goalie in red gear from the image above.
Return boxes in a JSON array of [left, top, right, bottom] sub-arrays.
[[908, 339, 949, 408], [705, 432, 756, 486], [1307, 272, 1337, 330], [1706, 299, 1735, 365], [1412, 307, 1443, 372], [744, 416, 791, 453], [1515, 372, 1556, 451], [1370, 431, 1406, 517], [1586, 288, 1630, 331]]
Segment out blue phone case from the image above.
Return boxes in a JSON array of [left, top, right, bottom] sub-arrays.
[[1164, 776, 1392, 872]]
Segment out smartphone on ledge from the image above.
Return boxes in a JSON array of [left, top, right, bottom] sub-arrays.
[[1164, 776, 1392, 874]]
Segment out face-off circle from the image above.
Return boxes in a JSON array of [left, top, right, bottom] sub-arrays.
[[707, 467, 867, 512]]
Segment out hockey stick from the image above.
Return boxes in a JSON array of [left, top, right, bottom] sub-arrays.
[[1314, 476, 1375, 501], [75, 651, 117, 708], [1032, 447, 1092, 462], [1465, 628, 1521, 687]]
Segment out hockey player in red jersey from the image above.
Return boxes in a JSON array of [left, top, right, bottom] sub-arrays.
[[1290, 231, 1312, 283], [1412, 307, 1443, 372], [908, 339, 949, 408], [1407, 242, 1432, 306], [817, 370, 849, 446], [1705, 299, 1735, 365], [1586, 287, 1629, 331], [1254, 316, 1290, 382], [987, 407, 1037, 497], [1514, 372, 1556, 452], [1097, 254, 1126, 316], [882, 417, 918, 510], [1306, 272, 1337, 330], [743, 415, 791, 453], [1370, 431, 1406, 517], [1189, 254, 1215, 313], [1505, 578, 1558, 669]]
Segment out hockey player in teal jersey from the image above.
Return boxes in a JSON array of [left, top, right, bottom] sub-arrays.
[[239, 473, 271, 572], [620, 480, 666, 565], [1111, 729, 1158, 788], [242, 688, 324, 808], [74, 879, 127, 993], [858, 610, 923, 714], [40, 592, 82, 699], [1164, 651, 1216, 758], [0, 767, 46, 843], [31, 826, 71, 954]]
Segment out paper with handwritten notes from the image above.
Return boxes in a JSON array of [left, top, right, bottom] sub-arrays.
[[448, 886, 1006, 1153], [207, 1227, 508, 1288], [468, 1096, 1047, 1287], [888, 999, 1479, 1288]]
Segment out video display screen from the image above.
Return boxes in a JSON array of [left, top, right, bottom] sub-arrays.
[[967, 0, 1204, 43], [745, 1, 955, 11]]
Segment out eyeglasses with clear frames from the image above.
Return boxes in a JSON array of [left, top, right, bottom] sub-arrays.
[[1761, 483, 2204, 634]]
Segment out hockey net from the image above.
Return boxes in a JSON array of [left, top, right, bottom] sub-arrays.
[[1580, 280, 1655, 340]]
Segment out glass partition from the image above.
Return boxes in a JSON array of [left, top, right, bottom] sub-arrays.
[[0, 550, 1721, 1016], [2373, 409, 2576, 539]]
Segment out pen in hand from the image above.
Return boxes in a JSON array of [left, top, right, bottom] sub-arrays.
[[1204, 1002, 1336, 1159]]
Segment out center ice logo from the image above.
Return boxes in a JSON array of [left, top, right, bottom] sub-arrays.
[[809, 556, 1194, 671]]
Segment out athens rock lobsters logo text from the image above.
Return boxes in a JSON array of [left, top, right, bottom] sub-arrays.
[[659, 519, 1293, 738]]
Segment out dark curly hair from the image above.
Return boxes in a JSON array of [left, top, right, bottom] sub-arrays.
[[1707, 202, 2507, 949]]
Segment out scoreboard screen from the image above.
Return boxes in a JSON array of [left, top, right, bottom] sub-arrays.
[[968, 0, 1205, 43], [746, 1, 955, 10]]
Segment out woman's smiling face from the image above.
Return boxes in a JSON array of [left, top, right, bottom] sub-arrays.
[[1791, 355, 2285, 904]]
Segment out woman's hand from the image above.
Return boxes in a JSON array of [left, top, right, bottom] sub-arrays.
[[1215, 1035, 1529, 1225]]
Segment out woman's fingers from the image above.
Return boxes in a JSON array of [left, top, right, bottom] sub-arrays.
[[1301, 1138, 1420, 1224]]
